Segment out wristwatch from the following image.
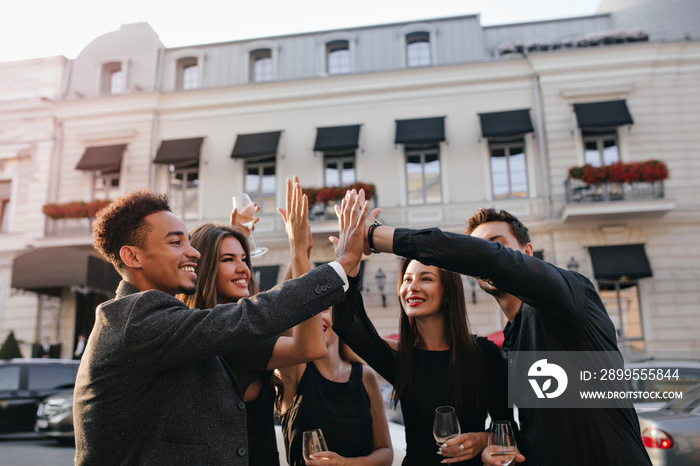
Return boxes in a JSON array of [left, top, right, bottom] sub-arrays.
[[368, 219, 381, 254]]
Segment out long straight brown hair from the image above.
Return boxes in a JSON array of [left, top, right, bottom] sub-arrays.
[[392, 258, 490, 419], [178, 223, 285, 408], [179, 223, 258, 310]]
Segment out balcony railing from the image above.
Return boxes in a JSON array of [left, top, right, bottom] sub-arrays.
[[45, 217, 94, 237], [565, 179, 665, 204]]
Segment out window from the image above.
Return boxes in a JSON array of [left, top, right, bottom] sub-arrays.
[[490, 141, 528, 199], [324, 154, 356, 187], [176, 57, 199, 90], [101, 62, 123, 94], [94, 170, 120, 201], [0, 180, 11, 233], [583, 132, 619, 167], [245, 157, 276, 215], [0, 365, 20, 391], [406, 147, 442, 205], [406, 32, 431, 67], [169, 165, 199, 220], [27, 365, 77, 390], [327, 40, 350, 75], [250, 49, 273, 82], [598, 282, 644, 353]]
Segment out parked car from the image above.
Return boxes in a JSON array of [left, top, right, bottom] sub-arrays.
[[35, 388, 75, 444], [638, 383, 700, 466], [0, 358, 79, 433], [625, 359, 700, 412]]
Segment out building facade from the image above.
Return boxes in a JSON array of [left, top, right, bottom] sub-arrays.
[[1, 0, 699, 359]]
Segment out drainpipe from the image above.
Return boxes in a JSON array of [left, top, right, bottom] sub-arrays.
[[532, 73, 551, 219]]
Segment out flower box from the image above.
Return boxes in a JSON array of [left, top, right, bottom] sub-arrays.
[[42, 200, 112, 219], [568, 160, 668, 185]]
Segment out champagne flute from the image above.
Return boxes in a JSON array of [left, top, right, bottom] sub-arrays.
[[302, 428, 329, 461], [487, 421, 517, 466], [232, 193, 268, 257], [433, 406, 461, 444]]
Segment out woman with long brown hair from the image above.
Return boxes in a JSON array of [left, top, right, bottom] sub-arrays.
[[179, 177, 326, 465], [333, 257, 513, 465]]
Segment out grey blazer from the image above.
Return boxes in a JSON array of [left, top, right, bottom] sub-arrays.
[[74, 264, 344, 465]]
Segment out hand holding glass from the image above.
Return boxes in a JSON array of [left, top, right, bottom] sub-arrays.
[[433, 406, 461, 444], [302, 429, 329, 461], [488, 421, 517, 466], [232, 193, 268, 257]]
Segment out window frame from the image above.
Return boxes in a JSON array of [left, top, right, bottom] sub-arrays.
[[583, 131, 620, 167], [326, 40, 351, 75], [100, 61, 124, 95], [406, 31, 432, 67], [92, 169, 121, 201], [244, 157, 277, 215], [405, 146, 442, 205], [323, 152, 356, 187], [249, 48, 274, 83], [168, 164, 200, 220], [488, 139, 529, 199], [176, 56, 200, 90]]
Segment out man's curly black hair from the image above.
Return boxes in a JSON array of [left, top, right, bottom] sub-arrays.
[[92, 189, 170, 275]]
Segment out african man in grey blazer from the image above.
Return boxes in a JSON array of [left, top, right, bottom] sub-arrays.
[[74, 187, 368, 465]]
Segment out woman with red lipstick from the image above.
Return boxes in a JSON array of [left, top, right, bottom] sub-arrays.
[[332, 257, 514, 465], [180, 177, 328, 466]]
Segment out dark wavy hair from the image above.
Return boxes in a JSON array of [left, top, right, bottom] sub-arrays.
[[179, 223, 258, 309], [92, 189, 170, 275], [392, 258, 489, 419], [464, 207, 530, 247]]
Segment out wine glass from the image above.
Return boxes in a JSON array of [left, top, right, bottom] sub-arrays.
[[433, 406, 461, 444], [487, 421, 517, 466], [302, 428, 329, 461], [232, 193, 268, 257]]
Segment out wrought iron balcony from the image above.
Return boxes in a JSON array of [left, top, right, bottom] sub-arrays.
[[565, 178, 665, 203], [562, 179, 674, 222]]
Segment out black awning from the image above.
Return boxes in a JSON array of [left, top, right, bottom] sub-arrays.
[[153, 137, 204, 166], [11, 247, 121, 297], [253, 265, 280, 292], [314, 125, 361, 152], [75, 144, 126, 171], [231, 131, 282, 159], [395, 117, 445, 145], [479, 109, 534, 139], [588, 244, 652, 282], [573, 100, 634, 130]]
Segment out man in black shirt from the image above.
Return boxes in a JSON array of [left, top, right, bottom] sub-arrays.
[[362, 207, 651, 466]]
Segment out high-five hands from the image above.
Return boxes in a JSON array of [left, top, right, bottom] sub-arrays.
[[330, 188, 369, 275]]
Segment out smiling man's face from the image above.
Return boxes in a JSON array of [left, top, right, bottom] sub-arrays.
[[136, 210, 201, 296]]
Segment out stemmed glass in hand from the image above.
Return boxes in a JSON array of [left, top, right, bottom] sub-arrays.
[[487, 421, 517, 466], [232, 193, 268, 257], [433, 406, 461, 444], [302, 428, 329, 462]]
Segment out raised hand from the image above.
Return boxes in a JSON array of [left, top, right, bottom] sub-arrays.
[[331, 189, 369, 275], [277, 176, 310, 271]]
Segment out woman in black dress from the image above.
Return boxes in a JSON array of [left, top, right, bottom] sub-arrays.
[[333, 257, 514, 465], [279, 308, 393, 466]]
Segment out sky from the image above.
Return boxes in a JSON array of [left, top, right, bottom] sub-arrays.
[[0, 0, 602, 63]]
